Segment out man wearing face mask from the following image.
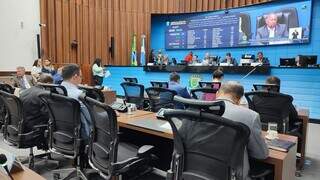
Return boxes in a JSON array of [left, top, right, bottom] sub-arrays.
[[216, 81, 269, 180]]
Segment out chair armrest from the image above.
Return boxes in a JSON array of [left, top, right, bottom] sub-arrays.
[[137, 145, 154, 158], [294, 121, 303, 127], [250, 169, 273, 179], [111, 157, 140, 174], [166, 170, 174, 180]]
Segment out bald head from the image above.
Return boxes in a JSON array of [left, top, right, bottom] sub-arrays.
[[217, 81, 244, 104]]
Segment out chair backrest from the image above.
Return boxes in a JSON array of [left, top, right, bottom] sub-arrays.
[[198, 81, 221, 90], [190, 88, 218, 101], [0, 83, 15, 94], [123, 77, 138, 83], [150, 81, 169, 88], [38, 83, 68, 96], [0, 90, 24, 144], [120, 82, 145, 109], [164, 109, 250, 180], [245, 91, 293, 132], [78, 84, 105, 103], [145, 87, 177, 112], [79, 95, 118, 177], [39, 92, 81, 156], [253, 84, 280, 92]]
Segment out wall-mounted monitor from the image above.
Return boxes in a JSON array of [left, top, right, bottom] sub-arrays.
[[164, 0, 312, 50]]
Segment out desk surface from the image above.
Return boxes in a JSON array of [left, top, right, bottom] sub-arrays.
[[117, 110, 298, 180], [0, 166, 45, 180]]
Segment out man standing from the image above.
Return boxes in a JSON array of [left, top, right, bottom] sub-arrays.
[[12, 66, 35, 90], [256, 13, 288, 40], [20, 74, 53, 132]]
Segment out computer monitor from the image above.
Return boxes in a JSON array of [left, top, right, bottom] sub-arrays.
[[298, 55, 318, 67], [253, 84, 280, 92], [280, 58, 296, 66], [123, 77, 138, 83], [150, 81, 169, 88]]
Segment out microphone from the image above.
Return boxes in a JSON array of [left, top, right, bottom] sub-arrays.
[[0, 154, 13, 180], [241, 63, 262, 81]]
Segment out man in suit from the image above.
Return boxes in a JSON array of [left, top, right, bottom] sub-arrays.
[[254, 52, 270, 66], [256, 13, 288, 40], [216, 81, 269, 179], [220, 52, 238, 66], [168, 72, 191, 109], [20, 74, 53, 132], [12, 66, 35, 90]]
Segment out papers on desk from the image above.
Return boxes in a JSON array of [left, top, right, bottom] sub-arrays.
[[128, 119, 172, 132], [104, 70, 111, 78], [267, 139, 296, 152]]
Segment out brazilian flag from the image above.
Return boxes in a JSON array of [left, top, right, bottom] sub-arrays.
[[130, 34, 137, 66]]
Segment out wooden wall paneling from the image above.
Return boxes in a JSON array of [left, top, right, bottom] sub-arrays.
[[122, 12, 129, 66], [47, 0, 56, 62], [190, 0, 197, 12], [101, 1, 108, 65], [82, 0, 90, 65], [137, 0, 144, 13], [162, 0, 168, 14], [144, 0, 150, 13], [69, 0, 77, 63], [197, 0, 203, 12], [208, 0, 215, 11], [214, 0, 221, 10], [113, 10, 121, 65], [40, 0, 48, 59], [95, 0, 102, 60], [233, 0, 239, 7], [185, 0, 191, 12], [179, 0, 185, 13], [88, 0, 96, 64], [62, 0, 70, 62], [202, 0, 209, 11], [240, 0, 247, 6], [76, 0, 83, 64], [107, 10, 113, 64], [173, 0, 180, 13], [55, 0, 63, 63]]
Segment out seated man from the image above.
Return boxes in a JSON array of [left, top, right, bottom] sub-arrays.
[[220, 52, 238, 66], [168, 72, 191, 109], [12, 66, 35, 90], [184, 51, 193, 64], [265, 76, 299, 130], [61, 64, 91, 139], [53, 67, 63, 84], [254, 52, 270, 66], [216, 81, 269, 179], [256, 13, 288, 40], [20, 73, 53, 132]]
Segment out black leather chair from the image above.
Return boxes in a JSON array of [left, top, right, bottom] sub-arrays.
[[150, 81, 169, 88], [245, 91, 293, 133], [79, 95, 156, 179], [145, 87, 177, 112], [120, 82, 145, 109], [198, 81, 221, 89], [257, 8, 299, 31], [38, 83, 68, 96], [78, 84, 105, 103], [0, 83, 13, 129], [164, 108, 250, 180], [39, 92, 87, 180], [123, 77, 138, 83], [0, 83, 15, 94], [0, 90, 55, 169], [190, 88, 218, 101], [253, 84, 280, 92]]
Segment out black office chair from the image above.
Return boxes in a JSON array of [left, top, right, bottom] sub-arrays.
[[245, 91, 293, 133], [39, 92, 87, 180], [120, 82, 145, 109], [190, 88, 218, 101], [198, 81, 221, 90], [257, 8, 299, 31], [164, 108, 250, 180], [79, 95, 156, 179], [0, 90, 55, 169], [0, 83, 15, 94], [38, 83, 68, 96], [253, 84, 280, 92], [123, 77, 138, 83], [145, 87, 177, 112], [150, 81, 169, 88], [78, 84, 105, 103]]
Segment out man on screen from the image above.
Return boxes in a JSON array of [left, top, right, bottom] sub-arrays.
[[256, 13, 288, 40]]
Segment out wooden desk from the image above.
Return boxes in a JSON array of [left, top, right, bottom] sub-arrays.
[[0, 166, 45, 180], [118, 111, 298, 180], [297, 108, 309, 170]]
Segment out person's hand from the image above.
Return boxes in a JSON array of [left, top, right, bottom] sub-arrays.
[[115, 110, 120, 117]]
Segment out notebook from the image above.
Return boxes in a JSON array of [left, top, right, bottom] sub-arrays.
[[267, 139, 296, 152]]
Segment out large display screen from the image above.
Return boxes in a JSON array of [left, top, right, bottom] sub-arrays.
[[165, 0, 312, 50]]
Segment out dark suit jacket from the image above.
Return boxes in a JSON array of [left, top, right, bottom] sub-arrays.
[[256, 24, 288, 40], [254, 57, 270, 66], [12, 75, 35, 89], [20, 86, 49, 132], [221, 58, 238, 66]]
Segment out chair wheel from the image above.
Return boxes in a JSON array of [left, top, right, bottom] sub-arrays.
[[53, 172, 61, 180]]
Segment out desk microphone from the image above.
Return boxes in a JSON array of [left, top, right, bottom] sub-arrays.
[[241, 63, 262, 80], [0, 154, 13, 180]]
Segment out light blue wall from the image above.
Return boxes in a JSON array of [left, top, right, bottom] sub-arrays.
[[151, 0, 319, 66], [103, 67, 320, 120]]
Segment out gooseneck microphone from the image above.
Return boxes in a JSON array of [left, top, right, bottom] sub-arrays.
[[0, 154, 13, 180]]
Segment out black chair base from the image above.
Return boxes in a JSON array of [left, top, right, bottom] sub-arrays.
[[53, 167, 89, 180]]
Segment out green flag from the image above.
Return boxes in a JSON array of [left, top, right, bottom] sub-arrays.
[[130, 34, 137, 66]]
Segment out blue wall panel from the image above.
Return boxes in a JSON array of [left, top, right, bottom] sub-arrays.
[[103, 67, 320, 120]]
